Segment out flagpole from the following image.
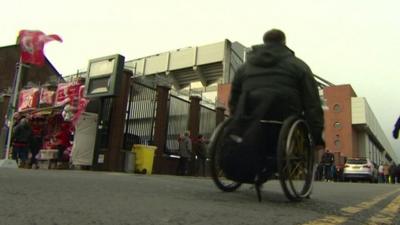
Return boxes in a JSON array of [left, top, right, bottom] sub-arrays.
[[4, 57, 24, 160]]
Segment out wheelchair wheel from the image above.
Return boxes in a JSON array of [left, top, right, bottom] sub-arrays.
[[209, 118, 242, 192], [277, 115, 315, 201]]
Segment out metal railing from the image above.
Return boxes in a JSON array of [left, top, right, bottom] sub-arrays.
[[199, 105, 216, 140], [165, 95, 190, 155], [123, 81, 157, 150]]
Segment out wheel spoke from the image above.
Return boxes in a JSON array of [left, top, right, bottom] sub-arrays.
[[210, 119, 242, 192], [279, 118, 314, 201]]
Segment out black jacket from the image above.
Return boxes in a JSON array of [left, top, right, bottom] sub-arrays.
[[321, 152, 335, 165], [13, 122, 33, 144], [228, 43, 324, 145]]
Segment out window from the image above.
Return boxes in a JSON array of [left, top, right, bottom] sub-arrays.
[[334, 139, 341, 149], [346, 158, 367, 164], [333, 104, 341, 112], [334, 122, 342, 129]]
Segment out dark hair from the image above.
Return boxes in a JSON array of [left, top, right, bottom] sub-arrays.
[[263, 29, 286, 44]]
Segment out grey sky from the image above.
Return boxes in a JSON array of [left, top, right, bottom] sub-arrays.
[[2, 0, 400, 157]]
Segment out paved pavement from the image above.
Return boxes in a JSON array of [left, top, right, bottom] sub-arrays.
[[0, 168, 399, 225]]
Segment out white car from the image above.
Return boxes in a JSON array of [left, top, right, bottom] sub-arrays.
[[343, 158, 378, 182]]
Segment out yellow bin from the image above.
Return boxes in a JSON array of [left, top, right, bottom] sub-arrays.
[[133, 144, 157, 175]]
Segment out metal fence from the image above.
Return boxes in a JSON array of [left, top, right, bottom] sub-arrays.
[[199, 105, 216, 140], [123, 80, 219, 155], [123, 81, 157, 150], [165, 95, 190, 155]]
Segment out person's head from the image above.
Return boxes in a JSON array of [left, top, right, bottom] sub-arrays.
[[184, 131, 190, 137], [263, 29, 286, 45], [19, 118, 29, 126], [325, 149, 330, 153], [198, 134, 205, 142], [13, 113, 21, 121]]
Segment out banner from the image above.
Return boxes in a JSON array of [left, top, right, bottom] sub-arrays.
[[39, 88, 55, 106], [55, 82, 90, 127], [71, 85, 90, 126], [18, 88, 40, 111], [17, 30, 62, 66], [54, 83, 81, 106]]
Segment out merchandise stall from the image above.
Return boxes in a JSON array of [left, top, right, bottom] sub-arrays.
[[13, 79, 90, 169]]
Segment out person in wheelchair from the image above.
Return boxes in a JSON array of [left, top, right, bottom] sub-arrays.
[[228, 28, 325, 167]]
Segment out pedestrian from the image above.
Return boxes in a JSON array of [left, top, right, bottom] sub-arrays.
[[383, 163, 390, 183], [176, 131, 192, 176], [330, 163, 336, 182], [320, 149, 335, 181], [11, 113, 23, 162], [315, 163, 323, 181], [378, 162, 384, 183], [335, 164, 344, 182], [195, 134, 208, 176], [396, 164, 400, 184], [49, 121, 71, 169], [389, 163, 396, 184], [12, 117, 33, 168], [29, 117, 44, 169]]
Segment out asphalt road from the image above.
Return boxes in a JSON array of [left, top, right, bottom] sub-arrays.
[[0, 168, 399, 225]]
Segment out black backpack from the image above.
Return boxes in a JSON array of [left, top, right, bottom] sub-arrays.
[[219, 92, 282, 183]]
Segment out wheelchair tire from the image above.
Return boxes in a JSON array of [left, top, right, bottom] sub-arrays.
[[209, 118, 242, 192], [277, 115, 315, 201]]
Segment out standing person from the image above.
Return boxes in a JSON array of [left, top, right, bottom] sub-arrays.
[[320, 149, 335, 181], [378, 162, 385, 183], [383, 163, 390, 183], [389, 163, 396, 184], [29, 117, 44, 169], [12, 117, 33, 168], [396, 164, 400, 184], [11, 113, 23, 162], [228, 29, 325, 174], [391, 117, 400, 184], [195, 134, 208, 177], [176, 131, 192, 176], [335, 164, 344, 182], [315, 163, 323, 181], [50, 122, 71, 169]]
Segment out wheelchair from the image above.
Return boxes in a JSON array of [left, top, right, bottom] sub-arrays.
[[209, 115, 315, 202]]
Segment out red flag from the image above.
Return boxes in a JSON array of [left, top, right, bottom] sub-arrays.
[[17, 30, 62, 66]]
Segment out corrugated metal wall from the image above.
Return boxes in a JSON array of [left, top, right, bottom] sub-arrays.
[[124, 82, 157, 150], [165, 95, 190, 155], [199, 105, 215, 140]]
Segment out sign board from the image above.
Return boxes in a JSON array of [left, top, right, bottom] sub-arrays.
[[18, 88, 40, 111], [84, 54, 125, 98]]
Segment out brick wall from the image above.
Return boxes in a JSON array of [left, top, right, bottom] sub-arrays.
[[323, 84, 358, 158]]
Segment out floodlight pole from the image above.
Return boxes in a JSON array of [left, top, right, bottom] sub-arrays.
[[4, 58, 25, 160]]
